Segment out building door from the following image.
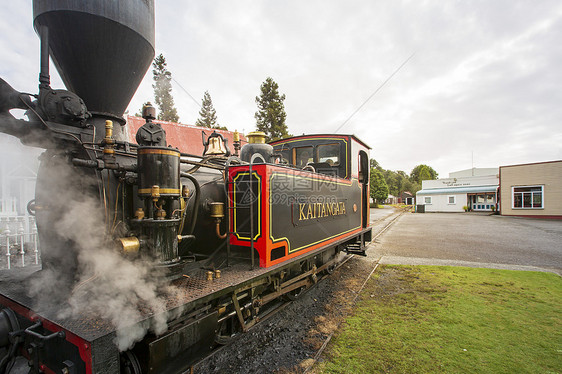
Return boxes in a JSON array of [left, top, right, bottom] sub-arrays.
[[470, 193, 495, 211]]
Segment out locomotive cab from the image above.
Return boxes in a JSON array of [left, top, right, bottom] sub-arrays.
[[271, 134, 372, 230], [227, 134, 372, 268]]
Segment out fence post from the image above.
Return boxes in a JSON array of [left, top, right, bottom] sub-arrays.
[[33, 226, 39, 265], [4, 226, 11, 270], [18, 223, 25, 267]]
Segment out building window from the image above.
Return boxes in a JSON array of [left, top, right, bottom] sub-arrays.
[[424, 196, 432, 204], [448, 196, 456, 204], [512, 186, 543, 209]]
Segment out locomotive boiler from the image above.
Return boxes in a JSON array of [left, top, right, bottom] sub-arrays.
[[0, 1, 372, 372]]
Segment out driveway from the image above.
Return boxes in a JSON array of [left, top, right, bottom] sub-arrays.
[[370, 212, 562, 275]]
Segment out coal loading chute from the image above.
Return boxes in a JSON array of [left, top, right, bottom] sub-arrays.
[[33, 0, 155, 117]]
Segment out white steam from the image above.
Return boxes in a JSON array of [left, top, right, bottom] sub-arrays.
[[29, 180, 183, 351]]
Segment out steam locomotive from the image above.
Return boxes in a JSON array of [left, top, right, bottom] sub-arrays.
[[0, 1, 371, 373]]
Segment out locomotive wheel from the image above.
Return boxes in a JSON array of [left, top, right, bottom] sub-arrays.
[[284, 285, 306, 301], [120, 350, 142, 374], [325, 263, 337, 274]]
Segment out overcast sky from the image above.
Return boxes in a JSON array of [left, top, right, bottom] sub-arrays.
[[1, 1, 561, 178]]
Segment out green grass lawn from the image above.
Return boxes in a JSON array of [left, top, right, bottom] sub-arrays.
[[315, 265, 562, 374]]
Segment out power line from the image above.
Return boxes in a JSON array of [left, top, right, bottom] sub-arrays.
[[334, 52, 415, 133], [171, 77, 201, 108]]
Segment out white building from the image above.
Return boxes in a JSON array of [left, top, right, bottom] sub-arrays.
[[416, 168, 499, 212]]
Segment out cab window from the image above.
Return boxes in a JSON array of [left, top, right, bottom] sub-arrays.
[[317, 143, 340, 166], [294, 146, 313, 167]]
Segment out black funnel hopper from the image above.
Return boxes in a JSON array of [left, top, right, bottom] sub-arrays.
[[33, 0, 155, 117]]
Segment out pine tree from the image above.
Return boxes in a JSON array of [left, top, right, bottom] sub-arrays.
[[255, 77, 289, 142], [152, 54, 179, 122], [195, 91, 218, 128]]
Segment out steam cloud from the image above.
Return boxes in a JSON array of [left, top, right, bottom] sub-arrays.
[[27, 158, 183, 351]]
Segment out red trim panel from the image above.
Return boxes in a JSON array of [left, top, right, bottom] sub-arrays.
[[0, 294, 92, 374]]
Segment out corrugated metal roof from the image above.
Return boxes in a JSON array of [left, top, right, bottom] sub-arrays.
[[417, 185, 498, 195], [125, 116, 247, 155]]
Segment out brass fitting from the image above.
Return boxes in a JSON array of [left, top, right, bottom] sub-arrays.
[[103, 120, 115, 156], [116, 237, 140, 254], [210, 202, 227, 239], [182, 185, 190, 197], [209, 202, 225, 219], [151, 185, 160, 200], [233, 130, 240, 142], [135, 208, 145, 220], [155, 208, 166, 220], [105, 120, 113, 141], [206, 271, 214, 281], [247, 131, 266, 144], [215, 221, 227, 240], [214, 270, 221, 279]]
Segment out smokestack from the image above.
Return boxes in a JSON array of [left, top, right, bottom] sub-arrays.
[[32, 0, 155, 117]]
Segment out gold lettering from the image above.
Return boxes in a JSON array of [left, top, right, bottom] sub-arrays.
[[298, 201, 347, 220], [306, 205, 313, 220], [299, 203, 306, 221]]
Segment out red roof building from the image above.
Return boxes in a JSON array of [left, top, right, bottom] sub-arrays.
[[125, 116, 247, 155]]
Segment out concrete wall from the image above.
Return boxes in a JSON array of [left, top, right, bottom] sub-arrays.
[[500, 161, 562, 218]]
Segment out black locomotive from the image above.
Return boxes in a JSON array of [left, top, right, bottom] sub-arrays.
[[0, 1, 372, 373]]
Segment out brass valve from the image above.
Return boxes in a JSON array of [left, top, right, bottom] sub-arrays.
[[135, 208, 145, 220], [151, 185, 160, 201], [155, 208, 166, 220]]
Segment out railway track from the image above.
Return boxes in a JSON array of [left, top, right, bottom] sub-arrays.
[[192, 208, 406, 374]]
